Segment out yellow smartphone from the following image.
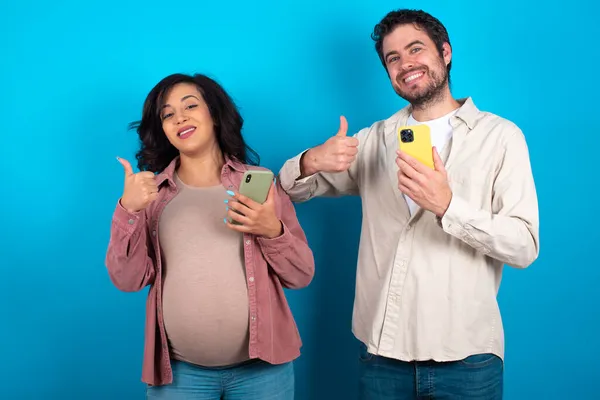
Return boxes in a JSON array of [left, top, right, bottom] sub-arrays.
[[397, 125, 434, 169]]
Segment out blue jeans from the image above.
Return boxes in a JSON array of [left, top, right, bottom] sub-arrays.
[[146, 359, 294, 400], [358, 343, 503, 399]]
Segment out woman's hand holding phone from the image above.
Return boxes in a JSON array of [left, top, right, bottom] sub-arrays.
[[224, 184, 283, 239]]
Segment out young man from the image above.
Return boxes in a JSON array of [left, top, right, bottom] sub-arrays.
[[278, 9, 539, 400]]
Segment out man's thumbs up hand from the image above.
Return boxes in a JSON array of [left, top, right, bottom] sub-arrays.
[[300, 116, 359, 177]]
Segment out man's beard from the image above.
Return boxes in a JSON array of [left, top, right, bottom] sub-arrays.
[[394, 62, 448, 109]]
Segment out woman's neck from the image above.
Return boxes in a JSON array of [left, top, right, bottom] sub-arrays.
[[176, 148, 225, 187]]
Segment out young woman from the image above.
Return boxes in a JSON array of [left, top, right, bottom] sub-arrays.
[[105, 73, 314, 399]]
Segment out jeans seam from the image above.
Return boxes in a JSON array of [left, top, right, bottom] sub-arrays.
[[415, 364, 421, 398], [428, 365, 434, 399]]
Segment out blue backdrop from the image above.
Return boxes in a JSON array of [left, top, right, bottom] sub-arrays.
[[1, 0, 598, 398]]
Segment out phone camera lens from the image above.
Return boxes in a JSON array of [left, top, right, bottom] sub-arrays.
[[245, 174, 252, 183], [400, 129, 414, 143]]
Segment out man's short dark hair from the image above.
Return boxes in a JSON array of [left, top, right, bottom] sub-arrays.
[[371, 9, 452, 78]]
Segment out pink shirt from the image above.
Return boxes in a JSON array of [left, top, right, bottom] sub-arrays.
[[105, 156, 315, 386]]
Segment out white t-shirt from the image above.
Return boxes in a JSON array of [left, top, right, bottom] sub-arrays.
[[403, 109, 458, 215]]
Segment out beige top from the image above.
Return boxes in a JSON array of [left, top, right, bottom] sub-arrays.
[[159, 173, 249, 367], [279, 97, 540, 362]]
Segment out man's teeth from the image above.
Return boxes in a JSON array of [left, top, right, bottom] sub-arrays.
[[405, 73, 423, 83]]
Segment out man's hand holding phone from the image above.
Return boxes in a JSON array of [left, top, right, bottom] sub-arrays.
[[395, 147, 452, 218]]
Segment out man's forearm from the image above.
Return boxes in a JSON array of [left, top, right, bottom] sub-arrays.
[[299, 148, 319, 179]]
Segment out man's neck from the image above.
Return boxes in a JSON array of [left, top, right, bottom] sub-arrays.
[[177, 146, 225, 187], [410, 90, 461, 122]]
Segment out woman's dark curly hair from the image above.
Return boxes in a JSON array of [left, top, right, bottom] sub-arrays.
[[371, 9, 452, 82], [129, 73, 259, 173]]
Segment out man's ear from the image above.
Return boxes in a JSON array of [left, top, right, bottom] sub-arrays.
[[442, 42, 452, 67]]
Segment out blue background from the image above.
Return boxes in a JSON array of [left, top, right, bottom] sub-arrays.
[[1, 0, 598, 398]]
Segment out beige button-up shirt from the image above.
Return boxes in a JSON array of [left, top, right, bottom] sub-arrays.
[[278, 97, 539, 363]]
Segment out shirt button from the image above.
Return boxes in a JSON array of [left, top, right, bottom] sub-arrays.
[[152, 231, 157, 237], [251, 315, 256, 321], [249, 277, 254, 282], [128, 219, 134, 225], [245, 240, 251, 245]]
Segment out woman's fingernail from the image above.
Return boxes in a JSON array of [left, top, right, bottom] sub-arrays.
[[226, 190, 235, 196], [223, 218, 227, 224], [224, 199, 229, 204], [226, 206, 229, 211]]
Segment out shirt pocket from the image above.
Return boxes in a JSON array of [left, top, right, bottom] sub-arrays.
[[448, 167, 488, 185], [447, 167, 491, 209]]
